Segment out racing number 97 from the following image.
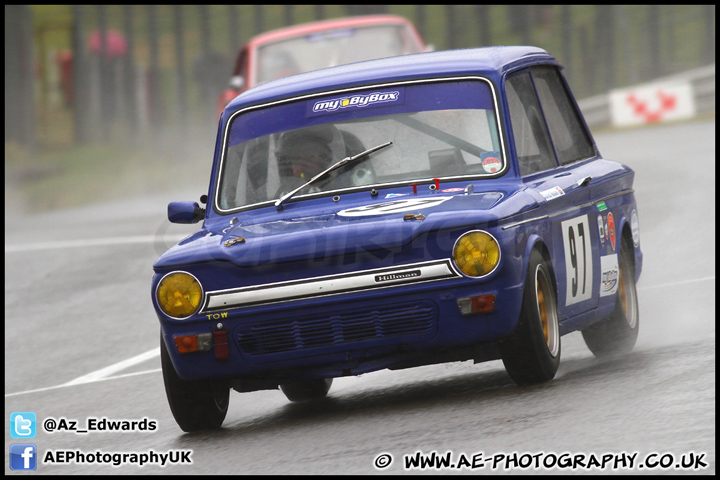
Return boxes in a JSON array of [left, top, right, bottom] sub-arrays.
[[561, 215, 593, 306], [569, 222, 585, 297]]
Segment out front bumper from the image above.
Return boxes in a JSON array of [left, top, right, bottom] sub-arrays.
[[159, 272, 524, 382]]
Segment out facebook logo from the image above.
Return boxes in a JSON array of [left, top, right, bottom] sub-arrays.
[[10, 412, 36, 439], [10, 444, 37, 470]]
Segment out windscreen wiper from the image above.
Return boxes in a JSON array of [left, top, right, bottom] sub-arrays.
[[275, 141, 392, 211]]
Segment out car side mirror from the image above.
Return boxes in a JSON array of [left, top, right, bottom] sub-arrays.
[[168, 201, 205, 224], [229, 75, 245, 90]]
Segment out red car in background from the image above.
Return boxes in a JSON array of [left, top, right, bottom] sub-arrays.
[[217, 14, 428, 115]]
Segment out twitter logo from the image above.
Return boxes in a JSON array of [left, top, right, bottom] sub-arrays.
[[10, 412, 37, 439]]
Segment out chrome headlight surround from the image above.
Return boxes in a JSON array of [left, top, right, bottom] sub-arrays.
[[452, 230, 501, 278], [155, 271, 204, 320]]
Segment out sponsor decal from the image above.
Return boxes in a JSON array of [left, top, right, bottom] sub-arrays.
[[308, 89, 404, 117], [385, 193, 409, 198], [604, 217, 609, 242], [597, 215, 605, 246], [440, 187, 465, 193], [631, 209, 640, 247], [375, 270, 421, 283], [607, 212, 616, 251], [596, 201, 607, 211], [600, 254, 619, 297], [540, 186, 565, 201], [337, 196, 452, 217]]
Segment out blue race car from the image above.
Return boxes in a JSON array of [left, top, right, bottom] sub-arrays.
[[152, 46, 642, 432]]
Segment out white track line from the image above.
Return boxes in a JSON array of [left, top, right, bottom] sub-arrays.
[[5, 369, 161, 398], [637, 276, 714, 291], [5, 348, 160, 398], [63, 347, 160, 386]]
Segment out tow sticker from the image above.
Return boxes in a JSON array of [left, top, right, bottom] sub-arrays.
[[337, 197, 452, 217]]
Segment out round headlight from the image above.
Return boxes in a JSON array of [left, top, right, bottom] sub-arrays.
[[156, 272, 203, 318], [453, 231, 500, 277]]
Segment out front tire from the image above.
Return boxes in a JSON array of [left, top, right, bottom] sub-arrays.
[[582, 235, 639, 357], [280, 379, 333, 402], [161, 336, 230, 432], [500, 249, 560, 386]]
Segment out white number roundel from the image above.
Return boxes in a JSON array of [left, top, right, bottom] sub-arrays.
[[337, 197, 452, 217], [561, 214, 594, 306]]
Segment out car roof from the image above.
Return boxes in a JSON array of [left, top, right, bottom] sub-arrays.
[[225, 46, 559, 114], [244, 14, 423, 48]]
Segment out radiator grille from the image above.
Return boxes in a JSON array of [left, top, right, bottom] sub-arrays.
[[237, 301, 436, 358]]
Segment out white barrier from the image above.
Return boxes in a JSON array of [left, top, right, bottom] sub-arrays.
[[609, 83, 696, 127], [578, 64, 715, 128]]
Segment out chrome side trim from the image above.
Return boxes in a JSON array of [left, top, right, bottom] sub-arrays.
[[501, 215, 550, 230], [501, 189, 634, 230], [202, 259, 460, 313]]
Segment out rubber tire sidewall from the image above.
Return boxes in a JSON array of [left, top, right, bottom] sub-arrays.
[[581, 235, 639, 357], [280, 378, 333, 402], [160, 336, 230, 432], [500, 249, 561, 386]]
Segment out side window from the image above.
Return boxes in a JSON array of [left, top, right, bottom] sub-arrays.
[[532, 66, 595, 165], [506, 72, 558, 176]]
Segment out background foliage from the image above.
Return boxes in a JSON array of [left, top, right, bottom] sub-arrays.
[[4, 5, 715, 212]]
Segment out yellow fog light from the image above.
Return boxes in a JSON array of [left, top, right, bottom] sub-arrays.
[[452, 231, 501, 277], [157, 272, 203, 318]]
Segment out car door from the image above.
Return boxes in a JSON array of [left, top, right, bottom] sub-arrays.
[[506, 67, 601, 319]]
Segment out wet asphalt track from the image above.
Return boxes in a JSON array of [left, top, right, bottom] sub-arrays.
[[4, 119, 715, 474]]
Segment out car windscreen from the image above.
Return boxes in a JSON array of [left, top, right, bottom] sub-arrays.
[[216, 78, 505, 213], [255, 24, 423, 85]]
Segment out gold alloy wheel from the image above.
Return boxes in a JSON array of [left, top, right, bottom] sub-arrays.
[[536, 265, 559, 357], [618, 251, 638, 330], [619, 266, 627, 314]]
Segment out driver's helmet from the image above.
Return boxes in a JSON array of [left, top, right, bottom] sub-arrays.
[[275, 124, 345, 180]]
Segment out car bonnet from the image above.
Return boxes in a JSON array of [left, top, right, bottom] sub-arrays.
[[153, 183, 536, 269]]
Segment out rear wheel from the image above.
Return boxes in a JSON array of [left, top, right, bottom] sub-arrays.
[[280, 378, 333, 402], [500, 249, 560, 386], [161, 337, 229, 432], [582, 235, 639, 357]]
